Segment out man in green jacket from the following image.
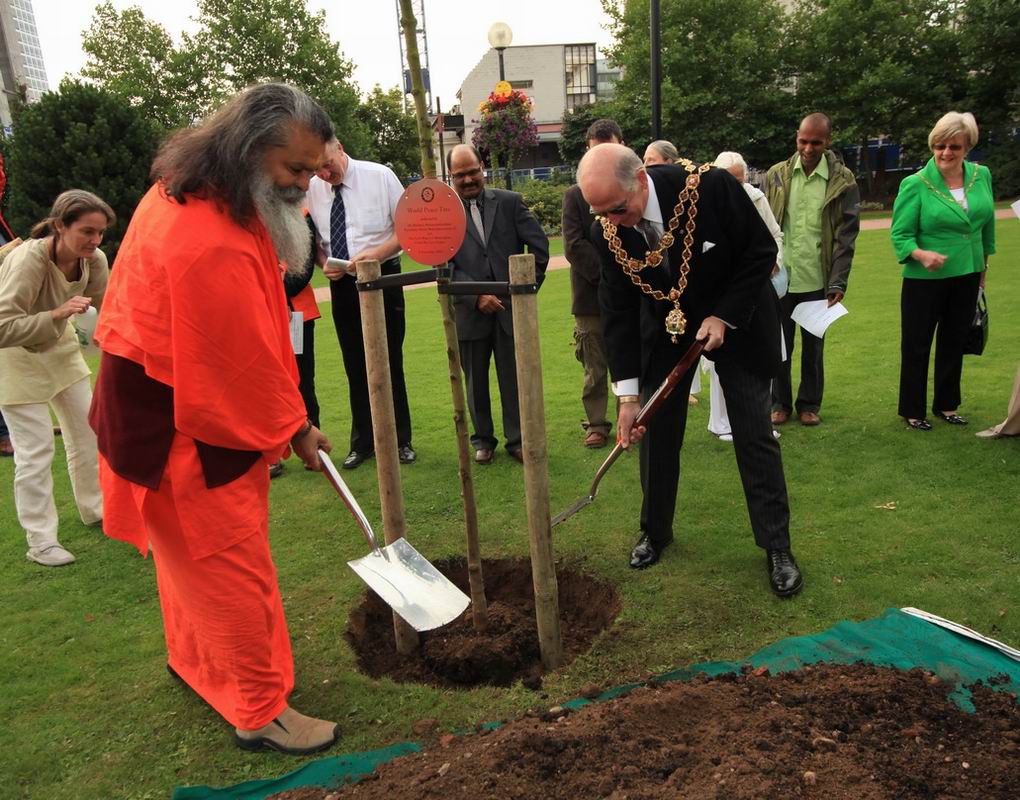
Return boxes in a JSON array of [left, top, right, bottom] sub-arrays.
[[765, 112, 860, 427]]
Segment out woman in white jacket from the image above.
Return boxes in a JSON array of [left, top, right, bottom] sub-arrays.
[[0, 190, 113, 566], [708, 152, 786, 441]]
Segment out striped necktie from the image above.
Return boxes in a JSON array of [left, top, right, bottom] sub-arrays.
[[330, 185, 350, 259]]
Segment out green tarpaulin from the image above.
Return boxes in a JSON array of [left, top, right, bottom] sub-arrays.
[[174, 608, 1020, 800]]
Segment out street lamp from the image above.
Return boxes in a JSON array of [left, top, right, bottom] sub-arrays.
[[487, 22, 513, 82]]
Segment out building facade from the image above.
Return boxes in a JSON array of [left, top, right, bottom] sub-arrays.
[[0, 0, 49, 126], [454, 42, 616, 170]]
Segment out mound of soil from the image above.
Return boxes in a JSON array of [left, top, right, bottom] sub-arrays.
[[346, 558, 621, 687], [269, 664, 1019, 800]]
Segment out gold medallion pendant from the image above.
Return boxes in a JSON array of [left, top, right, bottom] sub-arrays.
[[598, 159, 711, 344], [665, 307, 686, 338]]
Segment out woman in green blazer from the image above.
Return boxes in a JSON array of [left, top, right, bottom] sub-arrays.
[[890, 111, 996, 430]]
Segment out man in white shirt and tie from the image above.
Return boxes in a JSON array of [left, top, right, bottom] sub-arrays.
[[306, 138, 415, 469]]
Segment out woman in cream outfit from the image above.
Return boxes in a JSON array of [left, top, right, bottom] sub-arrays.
[[0, 190, 113, 566], [707, 151, 787, 441]]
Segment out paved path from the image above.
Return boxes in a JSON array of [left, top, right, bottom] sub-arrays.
[[313, 209, 1015, 304]]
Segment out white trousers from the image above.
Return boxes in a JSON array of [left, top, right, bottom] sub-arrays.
[[2, 377, 103, 550]]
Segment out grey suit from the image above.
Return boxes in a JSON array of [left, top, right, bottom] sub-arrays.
[[450, 188, 549, 451]]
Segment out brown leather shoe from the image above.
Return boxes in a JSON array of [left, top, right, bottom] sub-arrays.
[[771, 409, 790, 425], [0, 436, 13, 457], [583, 429, 608, 449], [474, 448, 494, 465], [508, 446, 524, 464], [799, 411, 821, 426], [235, 706, 339, 755]]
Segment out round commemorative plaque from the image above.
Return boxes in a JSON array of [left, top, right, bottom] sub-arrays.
[[394, 178, 467, 267]]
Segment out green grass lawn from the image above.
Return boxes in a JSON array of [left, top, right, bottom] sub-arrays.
[[2, 224, 1018, 799]]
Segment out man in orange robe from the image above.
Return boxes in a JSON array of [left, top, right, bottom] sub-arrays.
[[89, 83, 338, 754]]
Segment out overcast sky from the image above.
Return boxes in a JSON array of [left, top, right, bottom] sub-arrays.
[[31, 0, 616, 110]]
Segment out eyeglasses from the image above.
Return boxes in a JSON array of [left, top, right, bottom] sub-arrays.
[[590, 201, 629, 216], [933, 143, 963, 152], [450, 167, 482, 181]]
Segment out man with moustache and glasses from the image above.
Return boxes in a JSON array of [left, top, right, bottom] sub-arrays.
[[88, 84, 339, 755], [447, 144, 548, 465]]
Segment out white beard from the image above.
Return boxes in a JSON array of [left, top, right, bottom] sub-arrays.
[[251, 173, 309, 276]]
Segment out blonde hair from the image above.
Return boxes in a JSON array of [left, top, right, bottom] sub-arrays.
[[29, 190, 115, 239], [714, 151, 748, 182], [928, 112, 979, 152]]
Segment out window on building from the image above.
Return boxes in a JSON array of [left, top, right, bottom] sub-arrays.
[[510, 80, 533, 90], [564, 44, 596, 111]]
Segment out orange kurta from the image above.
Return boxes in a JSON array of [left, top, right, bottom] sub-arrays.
[[93, 185, 306, 728]]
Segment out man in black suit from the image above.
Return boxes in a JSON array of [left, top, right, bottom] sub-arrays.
[[578, 143, 801, 597], [448, 144, 549, 465]]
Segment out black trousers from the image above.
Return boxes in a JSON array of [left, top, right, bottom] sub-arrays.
[[773, 289, 826, 414], [898, 272, 981, 420], [295, 319, 320, 429], [329, 258, 412, 454], [640, 348, 791, 552], [459, 323, 521, 451]]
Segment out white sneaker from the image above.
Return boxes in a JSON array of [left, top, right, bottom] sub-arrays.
[[718, 433, 733, 442], [772, 429, 782, 439], [26, 544, 76, 566]]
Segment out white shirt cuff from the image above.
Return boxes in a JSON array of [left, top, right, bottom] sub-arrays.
[[612, 378, 640, 396]]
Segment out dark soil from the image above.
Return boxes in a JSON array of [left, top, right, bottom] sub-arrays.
[[268, 663, 1020, 800], [345, 558, 621, 688]]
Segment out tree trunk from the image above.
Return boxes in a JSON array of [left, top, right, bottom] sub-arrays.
[[397, 0, 435, 179]]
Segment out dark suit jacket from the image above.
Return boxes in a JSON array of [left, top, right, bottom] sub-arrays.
[[595, 164, 782, 384], [450, 187, 549, 340], [561, 184, 601, 316]]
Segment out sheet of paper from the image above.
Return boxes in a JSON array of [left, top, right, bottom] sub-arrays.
[[901, 607, 1020, 663], [790, 299, 847, 338], [289, 311, 304, 355], [1011, 198, 1020, 220]]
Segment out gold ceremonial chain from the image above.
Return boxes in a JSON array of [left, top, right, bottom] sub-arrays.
[[598, 159, 712, 343], [919, 168, 977, 212]]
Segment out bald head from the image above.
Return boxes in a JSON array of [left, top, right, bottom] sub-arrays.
[[577, 143, 648, 228]]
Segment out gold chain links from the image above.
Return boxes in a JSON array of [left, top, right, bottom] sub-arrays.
[[597, 159, 713, 343]]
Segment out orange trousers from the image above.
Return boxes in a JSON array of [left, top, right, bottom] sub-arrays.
[[102, 437, 294, 730]]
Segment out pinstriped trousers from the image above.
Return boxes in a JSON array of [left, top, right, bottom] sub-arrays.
[[640, 353, 791, 551]]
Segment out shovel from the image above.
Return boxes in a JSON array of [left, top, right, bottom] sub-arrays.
[[318, 449, 469, 632], [551, 339, 706, 527]]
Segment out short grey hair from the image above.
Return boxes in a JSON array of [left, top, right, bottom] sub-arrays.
[[928, 111, 979, 151], [714, 151, 748, 182], [645, 139, 679, 163], [617, 148, 645, 192]]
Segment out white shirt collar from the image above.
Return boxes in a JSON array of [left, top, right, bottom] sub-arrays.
[[642, 174, 662, 227]]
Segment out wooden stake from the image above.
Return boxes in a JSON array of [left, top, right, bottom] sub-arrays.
[[356, 259, 419, 655], [435, 285, 488, 630], [508, 254, 563, 669]]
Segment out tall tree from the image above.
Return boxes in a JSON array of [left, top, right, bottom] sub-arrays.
[[81, 2, 204, 129], [80, 0, 370, 152], [787, 0, 963, 193], [601, 0, 795, 166], [357, 85, 420, 181], [5, 80, 160, 263], [959, 0, 1020, 196]]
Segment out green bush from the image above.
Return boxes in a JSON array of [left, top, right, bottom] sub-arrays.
[[7, 80, 161, 264], [518, 178, 571, 235]]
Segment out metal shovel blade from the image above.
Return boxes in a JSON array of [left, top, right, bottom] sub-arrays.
[[348, 539, 469, 632], [318, 449, 470, 632]]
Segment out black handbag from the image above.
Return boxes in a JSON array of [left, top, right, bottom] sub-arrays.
[[963, 288, 988, 356]]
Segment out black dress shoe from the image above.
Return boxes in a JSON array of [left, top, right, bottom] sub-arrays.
[[629, 534, 670, 569], [766, 549, 803, 597], [342, 450, 373, 470], [508, 446, 524, 464], [939, 413, 968, 426], [398, 445, 417, 464]]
